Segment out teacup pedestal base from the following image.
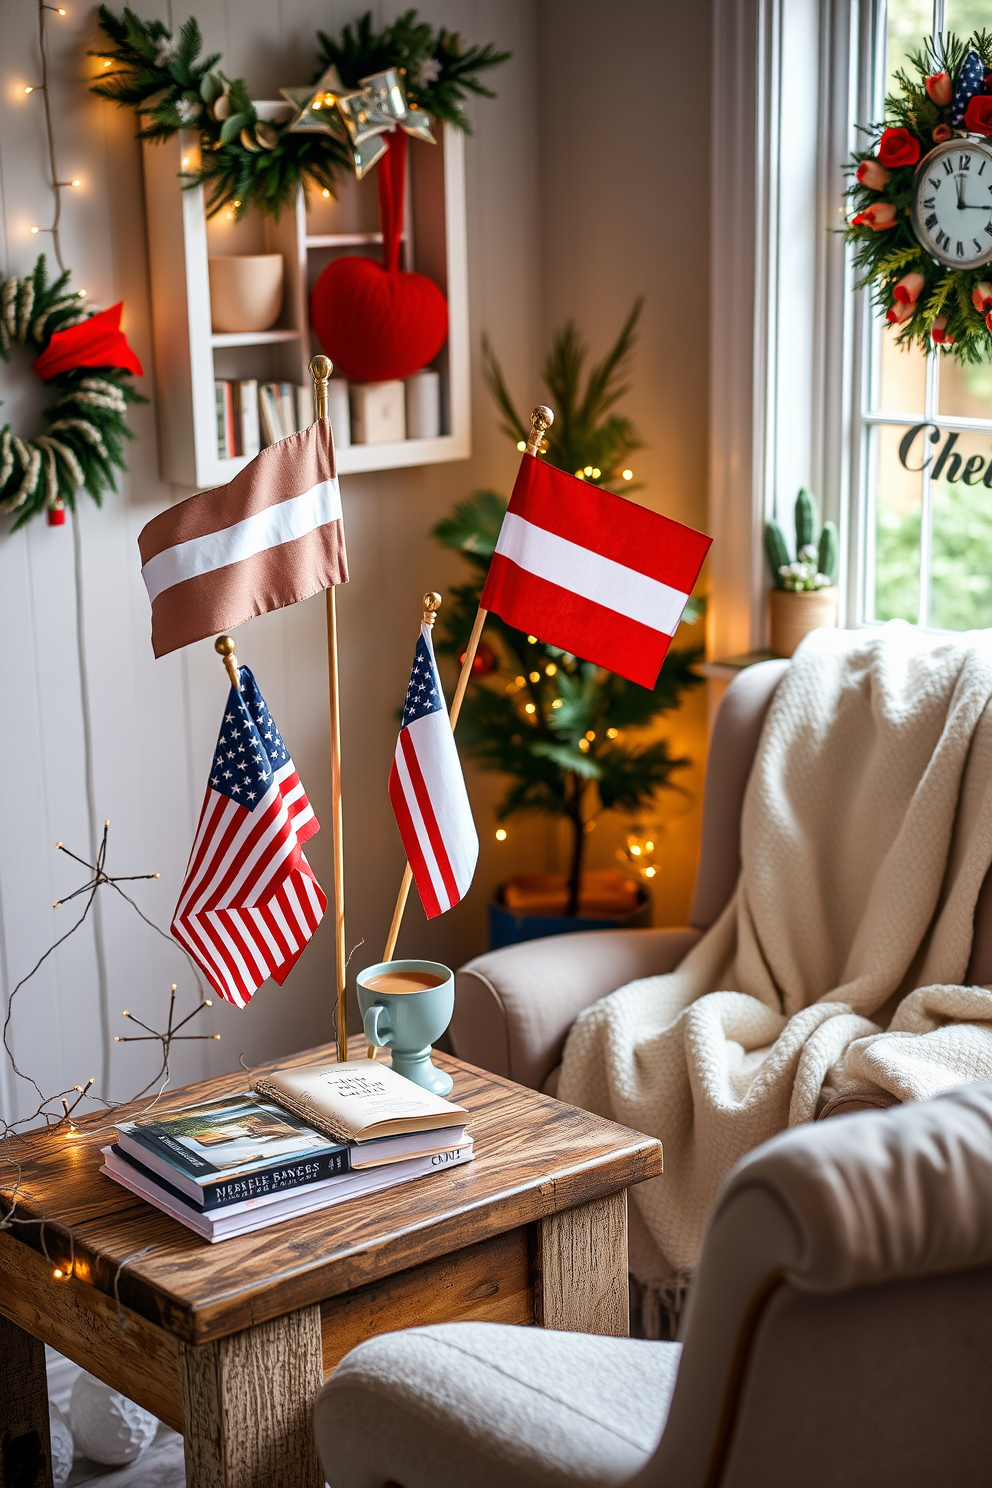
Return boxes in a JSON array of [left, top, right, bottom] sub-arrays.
[[388, 1045, 453, 1096]]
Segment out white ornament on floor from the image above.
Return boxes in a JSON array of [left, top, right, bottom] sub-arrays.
[[49, 1401, 74, 1487], [69, 1373, 158, 1465]]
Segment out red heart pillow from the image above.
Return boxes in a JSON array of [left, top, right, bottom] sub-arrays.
[[310, 256, 448, 383]]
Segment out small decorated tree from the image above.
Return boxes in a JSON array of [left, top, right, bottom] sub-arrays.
[[433, 302, 704, 917]]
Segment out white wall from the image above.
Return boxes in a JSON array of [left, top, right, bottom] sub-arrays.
[[0, 0, 545, 1120]]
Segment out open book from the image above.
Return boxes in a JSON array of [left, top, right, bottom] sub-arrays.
[[254, 1060, 467, 1144]]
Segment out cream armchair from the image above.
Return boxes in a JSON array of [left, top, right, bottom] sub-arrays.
[[313, 1082, 992, 1488], [451, 658, 992, 1093]]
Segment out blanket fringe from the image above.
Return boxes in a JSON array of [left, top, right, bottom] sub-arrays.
[[629, 1273, 690, 1341]]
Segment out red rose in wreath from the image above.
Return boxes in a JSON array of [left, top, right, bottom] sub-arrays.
[[964, 95, 992, 136], [310, 132, 448, 384], [876, 127, 920, 169]]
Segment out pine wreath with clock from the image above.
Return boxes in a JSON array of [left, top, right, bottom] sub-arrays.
[[847, 29, 992, 362], [0, 256, 144, 530]]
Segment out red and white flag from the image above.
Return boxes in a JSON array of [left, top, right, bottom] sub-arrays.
[[138, 421, 347, 658], [388, 625, 478, 918], [481, 455, 711, 688], [171, 666, 325, 1007]]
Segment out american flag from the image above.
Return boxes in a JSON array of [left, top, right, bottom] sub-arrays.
[[388, 626, 478, 918], [171, 667, 326, 1007]]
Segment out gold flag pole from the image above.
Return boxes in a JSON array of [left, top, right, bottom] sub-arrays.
[[376, 405, 554, 975], [310, 354, 349, 1064], [214, 634, 242, 690]]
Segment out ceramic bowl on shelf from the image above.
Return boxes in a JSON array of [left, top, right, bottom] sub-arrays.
[[208, 253, 284, 334]]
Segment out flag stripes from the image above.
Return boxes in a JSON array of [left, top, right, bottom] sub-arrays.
[[171, 668, 326, 1008]]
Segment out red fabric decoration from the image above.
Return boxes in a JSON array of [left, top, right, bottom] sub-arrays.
[[310, 132, 448, 383], [32, 302, 143, 381]]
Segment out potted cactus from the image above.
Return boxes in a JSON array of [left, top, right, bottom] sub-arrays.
[[765, 489, 839, 657]]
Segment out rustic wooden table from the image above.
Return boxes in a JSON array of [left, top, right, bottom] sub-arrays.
[[0, 1042, 662, 1488]]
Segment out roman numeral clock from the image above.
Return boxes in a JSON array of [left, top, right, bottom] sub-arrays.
[[914, 139, 992, 269]]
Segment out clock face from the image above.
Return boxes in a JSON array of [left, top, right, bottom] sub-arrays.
[[913, 139, 992, 269]]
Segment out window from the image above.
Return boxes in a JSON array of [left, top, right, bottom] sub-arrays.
[[862, 0, 992, 631]]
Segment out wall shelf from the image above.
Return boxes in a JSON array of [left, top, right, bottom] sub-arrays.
[[142, 126, 470, 489]]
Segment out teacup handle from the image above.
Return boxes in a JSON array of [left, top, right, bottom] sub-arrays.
[[363, 1002, 394, 1048]]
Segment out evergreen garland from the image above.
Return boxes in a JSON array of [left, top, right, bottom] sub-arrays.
[[846, 29, 992, 362], [0, 257, 144, 530], [433, 306, 703, 914], [91, 7, 509, 221]]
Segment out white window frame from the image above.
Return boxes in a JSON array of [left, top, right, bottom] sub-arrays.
[[706, 0, 978, 655]]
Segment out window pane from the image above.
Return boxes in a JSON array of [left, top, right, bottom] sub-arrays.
[[876, 331, 927, 414], [885, 0, 933, 95], [871, 424, 922, 622], [937, 354, 992, 420], [928, 428, 992, 630], [945, 0, 991, 37]]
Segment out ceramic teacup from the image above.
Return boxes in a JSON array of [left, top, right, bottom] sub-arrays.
[[355, 958, 454, 1096]]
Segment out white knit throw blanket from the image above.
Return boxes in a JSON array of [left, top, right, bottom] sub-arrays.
[[559, 624, 992, 1305]]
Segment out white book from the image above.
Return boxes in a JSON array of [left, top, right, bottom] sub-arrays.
[[279, 382, 296, 439], [236, 380, 260, 458], [101, 1141, 474, 1242], [254, 1059, 467, 1143], [258, 384, 281, 447]]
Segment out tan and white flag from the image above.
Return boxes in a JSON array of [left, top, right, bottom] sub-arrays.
[[138, 421, 347, 658]]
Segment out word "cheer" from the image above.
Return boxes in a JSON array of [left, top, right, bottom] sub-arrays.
[[899, 424, 992, 486]]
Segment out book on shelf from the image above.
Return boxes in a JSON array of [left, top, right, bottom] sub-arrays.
[[254, 1059, 468, 1144], [115, 1091, 467, 1206], [101, 1138, 474, 1242], [235, 379, 260, 458], [215, 380, 236, 459]]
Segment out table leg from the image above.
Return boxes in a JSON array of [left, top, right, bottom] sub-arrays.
[[0, 1313, 54, 1488], [535, 1189, 629, 1337], [179, 1304, 323, 1488]]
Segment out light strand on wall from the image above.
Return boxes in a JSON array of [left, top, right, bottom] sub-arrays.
[[24, 0, 76, 271]]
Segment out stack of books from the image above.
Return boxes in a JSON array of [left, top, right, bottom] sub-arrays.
[[214, 381, 315, 459], [101, 1061, 471, 1242]]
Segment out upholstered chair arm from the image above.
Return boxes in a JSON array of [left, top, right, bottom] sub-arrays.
[[451, 926, 701, 1092]]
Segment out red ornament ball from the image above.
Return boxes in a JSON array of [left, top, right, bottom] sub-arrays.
[[310, 257, 448, 384], [460, 641, 497, 677]]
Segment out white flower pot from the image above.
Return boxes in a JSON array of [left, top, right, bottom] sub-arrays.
[[208, 254, 284, 334], [769, 586, 839, 658]]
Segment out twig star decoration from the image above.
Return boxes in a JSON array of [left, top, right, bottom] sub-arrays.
[[53, 820, 159, 909], [116, 982, 219, 1051]]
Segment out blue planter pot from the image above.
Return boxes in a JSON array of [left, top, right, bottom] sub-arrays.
[[487, 890, 651, 950]]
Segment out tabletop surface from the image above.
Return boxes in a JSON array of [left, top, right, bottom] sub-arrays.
[[0, 1041, 662, 1345]]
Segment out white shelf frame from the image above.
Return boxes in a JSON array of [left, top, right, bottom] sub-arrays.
[[142, 125, 470, 488]]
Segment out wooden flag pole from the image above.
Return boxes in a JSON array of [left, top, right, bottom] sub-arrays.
[[310, 354, 349, 1064], [376, 404, 555, 973]]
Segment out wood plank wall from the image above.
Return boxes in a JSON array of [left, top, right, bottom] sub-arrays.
[[0, 0, 544, 1120]]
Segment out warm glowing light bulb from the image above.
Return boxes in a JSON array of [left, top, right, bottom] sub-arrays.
[[524, 703, 536, 714], [53, 1268, 64, 1280], [583, 466, 593, 476], [312, 99, 322, 109], [644, 865, 657, 878], [71, 178, 81, 187], [104, 59, 111, 67], [591, 468, 601, 479], [322, 188, 331, 198], [31, 226, 39, 234], [57, 7, 67, 13], [205, 998, 213, 1007], [495, 828, 507, 841], [181, 156, 189, 167], [213, 1033, 221, 1039], [233, 199, 241, 208], [24, 86, 34, 94], [545, 663, 557, 676], [606, 727, 618, 739], [77, 288, 86, 297], [622, 469, 633, 480], [578, 738, 589, 751], [551, 698, 563, 709], [645, 840, 654, 852], [526, 635, 537, 645], [585, 730, 596, 741], [630, 844, 642, 856], [114, 1036, 121, 1042], [515, 675, 526, 687], [516, 440, 526, 452], [528, 670, 540, 683], [574, 469, 585, 479]]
